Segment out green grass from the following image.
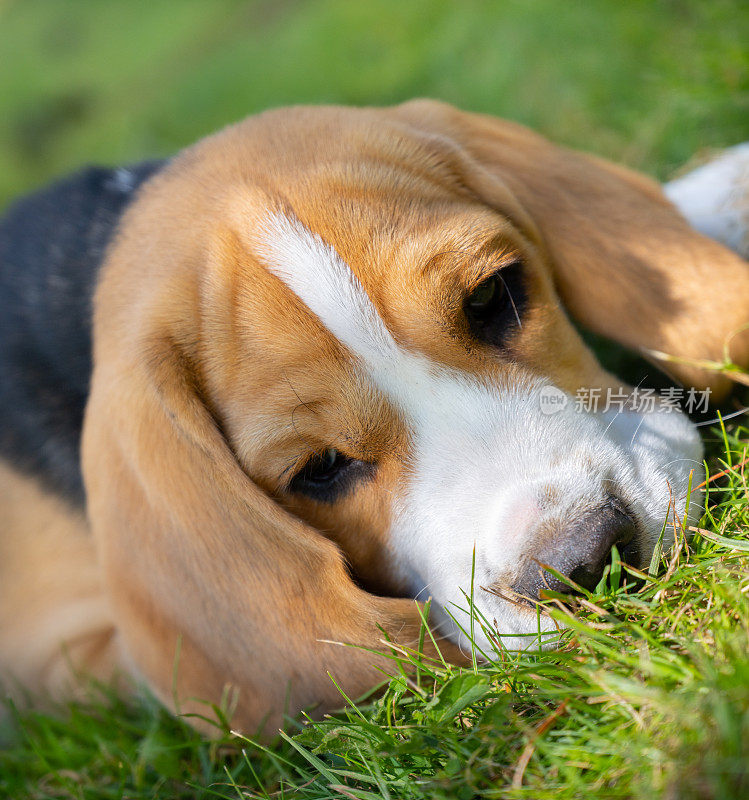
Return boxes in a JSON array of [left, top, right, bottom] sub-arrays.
[[0, 0, 747, 209], [1, 1, 748, 797]]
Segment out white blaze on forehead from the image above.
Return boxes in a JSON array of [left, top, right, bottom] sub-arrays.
[[254, 213, 394, 361], [252, 211, 438, 409], [252, 212, 521, 424]]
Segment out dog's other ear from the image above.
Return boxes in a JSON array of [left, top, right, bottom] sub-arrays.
[[82, 175, 459, 738], [396, 100, 749, 399]]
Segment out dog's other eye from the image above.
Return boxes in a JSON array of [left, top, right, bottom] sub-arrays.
[[464, 261, 526, 347], [289, 449, 374, 502]]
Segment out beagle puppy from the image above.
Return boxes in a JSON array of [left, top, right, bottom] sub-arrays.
[[1, 100, 748, 736]]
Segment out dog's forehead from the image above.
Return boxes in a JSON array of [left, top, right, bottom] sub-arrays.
[[245, 209, 523, 427], [233, 188, 518, 381], [217, 104, 514, 284], [206, 108, 539, 433], [226, 104, 469, 192], [250, 210, 424, 398], [250, 203, 496, 362]]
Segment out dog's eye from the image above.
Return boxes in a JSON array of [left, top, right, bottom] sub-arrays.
[[464, 261, 525, 347], [300, 448, 344, 484], [467, 274, 504, 312], [289, 449, 374, 502]]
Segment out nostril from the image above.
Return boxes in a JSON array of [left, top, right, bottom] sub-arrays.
[[600, 498, 637, 552], [566, 498, 637, 592], [620, 539, 640, 569], [511, 497, 638, 600]]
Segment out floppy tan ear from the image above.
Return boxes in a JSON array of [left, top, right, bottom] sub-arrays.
[[81, 186, 460, 739], [396, 100, 749, 399]]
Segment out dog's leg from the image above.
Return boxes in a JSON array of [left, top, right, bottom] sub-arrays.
[[0, 460, 121, 713], [664, 143, 749, 259]]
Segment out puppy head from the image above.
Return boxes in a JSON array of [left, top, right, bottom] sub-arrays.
[[179, 103, 713, 650], [86, 103, 749, 729]]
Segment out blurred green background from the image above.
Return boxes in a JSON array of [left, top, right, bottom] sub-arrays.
[[0, 0, 746, 209]]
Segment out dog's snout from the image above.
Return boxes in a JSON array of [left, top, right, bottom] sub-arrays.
[[512, 498, 636, 599]]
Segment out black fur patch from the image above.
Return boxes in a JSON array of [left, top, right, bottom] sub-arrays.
[[0, 160, 165, 506]]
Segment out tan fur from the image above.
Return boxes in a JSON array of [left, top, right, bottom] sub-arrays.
[[0, 462, 119, 708], [2, 101, 747, 736]]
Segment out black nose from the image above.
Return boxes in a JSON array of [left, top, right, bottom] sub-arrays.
[[513, 498, 637, 599]]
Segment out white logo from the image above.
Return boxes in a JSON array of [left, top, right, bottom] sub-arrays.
[[539, 385, 569, 415]]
